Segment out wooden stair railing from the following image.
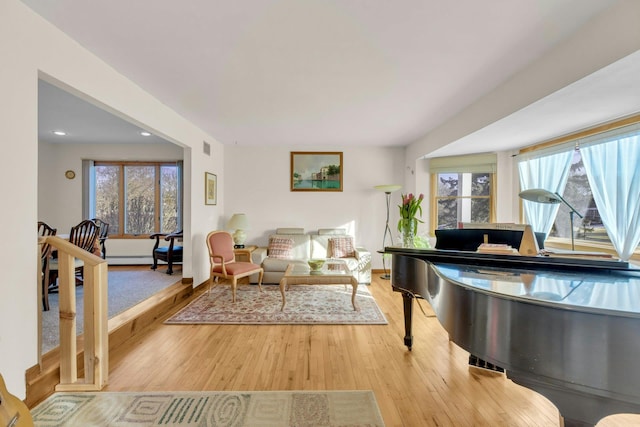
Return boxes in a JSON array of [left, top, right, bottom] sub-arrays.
[[39, 235, 108, 391]]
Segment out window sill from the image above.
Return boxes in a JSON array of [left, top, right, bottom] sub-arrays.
[[544, 237, 640, 263]]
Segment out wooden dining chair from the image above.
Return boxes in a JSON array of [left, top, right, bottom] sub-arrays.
[[48, 219, 100, 291], [90, 217, 110, 259], [38, 221, 57, 311], [206, 230, 263, 302]]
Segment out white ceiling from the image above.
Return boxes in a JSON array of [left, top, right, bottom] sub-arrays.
[[25, 0, 639, 155]]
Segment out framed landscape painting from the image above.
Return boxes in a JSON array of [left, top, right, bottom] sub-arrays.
[[205, 172, 217, 205], [290, 151, 343, 192]]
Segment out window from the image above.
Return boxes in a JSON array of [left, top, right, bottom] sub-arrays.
[[518, 115, 640, 260], [91, 161, 182, 237], [434, 172, 494, 229], [429, 153, 497, 231], [548, 150, 610, 245]]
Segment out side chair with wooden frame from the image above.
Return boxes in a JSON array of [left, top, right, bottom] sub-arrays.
[[48, 219, 100, 292], [38, 221, 57, 311], [206, 230, 264, 302], [90, 217, 110, 259]]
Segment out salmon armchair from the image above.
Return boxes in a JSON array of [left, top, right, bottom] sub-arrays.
[[206, 230, 263, 302]]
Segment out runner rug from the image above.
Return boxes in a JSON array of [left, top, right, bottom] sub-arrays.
[[31, 390, 385, 427], [164, 285, 388, 325]]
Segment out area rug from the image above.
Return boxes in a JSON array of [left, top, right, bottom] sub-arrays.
[[165, 285, 388, 325], [31, 390, 385, 426]]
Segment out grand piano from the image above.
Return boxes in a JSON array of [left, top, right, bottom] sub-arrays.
[[388, 242, 640, 427]]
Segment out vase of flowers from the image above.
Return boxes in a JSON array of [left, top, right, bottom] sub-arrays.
[[397, 193, 424, 248]]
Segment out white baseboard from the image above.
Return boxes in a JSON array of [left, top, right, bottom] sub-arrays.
[[105, 256, 153, 265]]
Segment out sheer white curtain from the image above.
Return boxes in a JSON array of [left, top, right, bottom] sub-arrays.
[[580, 134, 640, 261], [518, 151, 573, 235]]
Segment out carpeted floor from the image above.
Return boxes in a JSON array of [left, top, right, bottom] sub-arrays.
[[165, 284, 388, 325], [42, 267, 181, 353], [31, 390, 385, 426]]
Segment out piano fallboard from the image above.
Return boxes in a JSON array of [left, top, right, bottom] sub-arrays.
[[388, 248, 640, 427]]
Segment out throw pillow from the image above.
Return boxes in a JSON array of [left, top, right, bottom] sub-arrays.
[[268, 237, 294, 259], [329, 236, 355, 258]]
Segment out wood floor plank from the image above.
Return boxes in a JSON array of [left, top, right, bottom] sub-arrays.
[[103, 276, 640, 427]]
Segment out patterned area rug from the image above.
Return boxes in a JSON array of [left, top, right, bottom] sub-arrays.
[[165, 285, 388, 325], [31, 390, 385, 426]]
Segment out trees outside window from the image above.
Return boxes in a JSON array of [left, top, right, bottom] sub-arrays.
[[549, 150, 610, 245], [93, 161, 181, 237], [434, 172, 493, 230]]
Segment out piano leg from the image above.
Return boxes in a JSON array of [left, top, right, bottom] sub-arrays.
[[402, 291, 413, 350]]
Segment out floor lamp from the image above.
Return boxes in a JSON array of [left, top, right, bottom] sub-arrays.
[[374, 184, 401, 279], [519, 188, 583, 251]]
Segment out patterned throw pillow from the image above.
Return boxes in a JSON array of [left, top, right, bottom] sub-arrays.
[[268, 237, 294, 259], [329, 236, 356, 258]]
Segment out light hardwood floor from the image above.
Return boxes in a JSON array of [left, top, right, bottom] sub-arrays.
[[104, 274, 639, 427]]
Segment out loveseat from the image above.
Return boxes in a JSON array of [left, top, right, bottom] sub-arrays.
[[250, 228, 371, 284]]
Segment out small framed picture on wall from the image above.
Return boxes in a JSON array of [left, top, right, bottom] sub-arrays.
[[205, 172, 217, 205]]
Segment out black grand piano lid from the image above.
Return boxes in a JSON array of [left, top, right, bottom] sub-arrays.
[[432, 263, 640, 315]]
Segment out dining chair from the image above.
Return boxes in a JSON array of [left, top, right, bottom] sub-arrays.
[[90, 217, 110, 259], [48, 219, 100, 291], [38, 221, 57, 311], [206, 230, 263, 302]]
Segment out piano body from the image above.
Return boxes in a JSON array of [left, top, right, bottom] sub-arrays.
[[389, 245, 640, 427]]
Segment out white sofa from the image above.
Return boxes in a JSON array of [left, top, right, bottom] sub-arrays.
[[250, 228, 371, 284]]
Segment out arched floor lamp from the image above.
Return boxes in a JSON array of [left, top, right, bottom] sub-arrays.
[[519, 188, 583, 251], [375, 184, 402, 279]]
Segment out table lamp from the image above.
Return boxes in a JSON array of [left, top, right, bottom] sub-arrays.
[[228, 213, 249, 248], [374, 184, 402, 279], [518, 188, 583, 251]]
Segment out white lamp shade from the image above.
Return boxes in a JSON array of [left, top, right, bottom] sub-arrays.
[[228, 213, 249, 230], [374, 184, 402, 193]]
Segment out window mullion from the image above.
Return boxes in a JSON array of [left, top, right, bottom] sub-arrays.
[[155, 164, 161, 233]]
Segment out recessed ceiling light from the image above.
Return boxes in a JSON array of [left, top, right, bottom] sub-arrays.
[[140, 131, 151, 136], [52, 130, 67, 136]]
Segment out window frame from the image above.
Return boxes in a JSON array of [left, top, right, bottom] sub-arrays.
[[91, 160, 182, 239], [429, 171, 497, 233]]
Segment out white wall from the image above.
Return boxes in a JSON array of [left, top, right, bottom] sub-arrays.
[[0, 0, 222, 397], [224, 146, 404, 269]]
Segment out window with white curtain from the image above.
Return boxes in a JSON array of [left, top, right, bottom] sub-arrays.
[[518, 120, 640, 260]]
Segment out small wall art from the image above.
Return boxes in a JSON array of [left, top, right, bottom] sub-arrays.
[[205, 172, 217, 205]]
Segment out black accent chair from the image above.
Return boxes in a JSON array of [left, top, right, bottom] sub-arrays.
[[150, 230, 183, 275], [90, 218, 110, 259]]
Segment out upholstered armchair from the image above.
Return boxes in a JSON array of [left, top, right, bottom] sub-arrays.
[[206, 230, 263, 302], [150, 230, 183, 274]]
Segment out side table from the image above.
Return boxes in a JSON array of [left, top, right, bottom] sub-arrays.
[[234, 245, 257, 263]]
